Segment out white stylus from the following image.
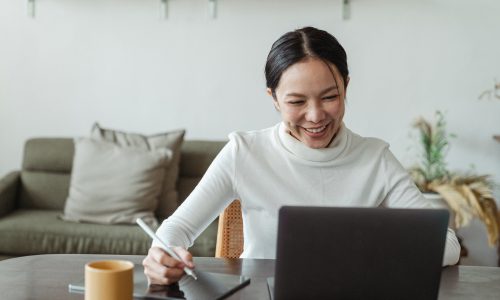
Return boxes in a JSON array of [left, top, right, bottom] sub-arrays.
[[136, 218, 198, 280]]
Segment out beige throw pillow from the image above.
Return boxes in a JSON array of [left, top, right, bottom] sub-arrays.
[[62, 138, 171, 226], [90, 123, 185, 221]]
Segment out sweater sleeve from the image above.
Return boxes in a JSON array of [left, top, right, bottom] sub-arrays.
[[153, 139, 238, 250], [381, 148, 460, 266]]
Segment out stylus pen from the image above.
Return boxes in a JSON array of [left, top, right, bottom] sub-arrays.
[[136, 218, 198, 280]]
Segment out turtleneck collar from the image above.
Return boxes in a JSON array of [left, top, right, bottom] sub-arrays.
[[276, 122, 350, 163]]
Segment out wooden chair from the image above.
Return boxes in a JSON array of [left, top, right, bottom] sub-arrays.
[[215, 200, 244, 258]]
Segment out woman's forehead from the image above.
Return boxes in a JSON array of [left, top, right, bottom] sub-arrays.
[[277, 58, 343, 94]]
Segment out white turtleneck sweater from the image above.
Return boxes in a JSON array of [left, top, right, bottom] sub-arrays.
[[155, 123, 460, 266]]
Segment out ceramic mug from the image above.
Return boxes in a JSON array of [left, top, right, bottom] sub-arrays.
[[85, 260, 134, 300]]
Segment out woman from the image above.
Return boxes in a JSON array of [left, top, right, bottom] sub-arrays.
[[143, 27, 460, 285]]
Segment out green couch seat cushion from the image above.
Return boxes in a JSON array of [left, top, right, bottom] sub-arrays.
[[0, 210, 151, 256], [0, 210, 219, 258]]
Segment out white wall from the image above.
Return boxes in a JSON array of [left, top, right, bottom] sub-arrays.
[[1, 0, 499, 265]]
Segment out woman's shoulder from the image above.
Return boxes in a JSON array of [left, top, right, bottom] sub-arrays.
[[228, 123, 278, 146], [346, 127, 389, 152]]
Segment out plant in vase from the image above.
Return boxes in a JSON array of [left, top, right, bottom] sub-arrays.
[[409, 111, 499, 246]]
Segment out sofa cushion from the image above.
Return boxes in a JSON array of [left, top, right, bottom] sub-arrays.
[[0, 171, 20, 217], [62, 138, 170, 226], [91, 123, 185, 221], [177, 177, 202, 205], [22, 138, 74, 172], [179, 140, 227, 178], [0, 210, 218, 257], [19, 138, 74, 209], [19, 171, 71, 209], [0, 255, 14, 261], [177, 141, 226, 206], [0, 210, 152, 255], [187, 217, 218, 257]]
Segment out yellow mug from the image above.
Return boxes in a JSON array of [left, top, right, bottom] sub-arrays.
[[85, 260, 134, 300]]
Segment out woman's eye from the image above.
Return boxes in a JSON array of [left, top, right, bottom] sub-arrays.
[[323, 95, 339, 101], [288, 100, 305, 105]]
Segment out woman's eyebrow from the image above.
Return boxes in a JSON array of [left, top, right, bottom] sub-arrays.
[[285, 86, 338, 98], [319, 86, 339, 95], [285, 92, 306, 98]]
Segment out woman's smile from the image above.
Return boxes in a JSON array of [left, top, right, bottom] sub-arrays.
[[302, 122, 330, 135]]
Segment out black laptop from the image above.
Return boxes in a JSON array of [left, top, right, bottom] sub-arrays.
[[269, 206, 449, 300]]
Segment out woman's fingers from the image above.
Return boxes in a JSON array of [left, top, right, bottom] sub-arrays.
[[142, 246, 194, 285], [173, 246, 195, 269], [150, 246, 183, 267], [143, 247, 183, 285], [144, 263, 184, 285]]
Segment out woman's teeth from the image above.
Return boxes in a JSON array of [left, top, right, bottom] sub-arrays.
[[305, 125, 327, 133]]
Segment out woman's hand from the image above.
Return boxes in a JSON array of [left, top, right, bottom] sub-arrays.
[[142, 246, 195, 285]]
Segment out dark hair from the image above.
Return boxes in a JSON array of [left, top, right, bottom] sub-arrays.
[[265, 27, 349, 97]]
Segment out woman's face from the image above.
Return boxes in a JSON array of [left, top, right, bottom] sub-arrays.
[[269, 57, 348, 149]]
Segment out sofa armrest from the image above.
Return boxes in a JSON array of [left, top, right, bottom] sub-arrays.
[[0, 171, 20, 217]]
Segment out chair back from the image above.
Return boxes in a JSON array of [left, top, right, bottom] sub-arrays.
[[215, 200, 244, 258]]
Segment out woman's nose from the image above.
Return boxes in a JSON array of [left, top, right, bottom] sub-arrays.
[[305, 102, 326, 123]]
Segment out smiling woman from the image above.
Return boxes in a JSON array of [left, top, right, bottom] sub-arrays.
[[142, 26, 461, 286], [265, 27, 349, 149], [269, 58, 346, 149]]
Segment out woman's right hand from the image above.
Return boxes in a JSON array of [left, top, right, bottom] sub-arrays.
[[142, 246, 195, 285]]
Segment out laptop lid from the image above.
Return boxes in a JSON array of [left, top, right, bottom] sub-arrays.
[[273, 206, 449, 300]]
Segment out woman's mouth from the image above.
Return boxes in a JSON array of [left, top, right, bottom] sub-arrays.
[[302, 122, 331, 137], [304, 125, 327, 133]]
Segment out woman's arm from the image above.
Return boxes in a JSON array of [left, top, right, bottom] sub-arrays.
[[381, 148, 460, 266], [144, 139, 239, 284], [154, 139, 238, 249]]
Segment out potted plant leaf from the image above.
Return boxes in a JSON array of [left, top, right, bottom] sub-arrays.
[[409, 111, 500, 246]]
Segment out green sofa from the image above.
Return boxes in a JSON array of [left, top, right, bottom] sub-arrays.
[[0, 138, 226, 261]]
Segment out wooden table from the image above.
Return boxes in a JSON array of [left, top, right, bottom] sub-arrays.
[[0, 254, 499, 299]]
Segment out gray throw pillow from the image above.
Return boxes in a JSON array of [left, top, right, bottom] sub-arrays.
[[90, 123, 185, 221], [62, 138, 171, 226]]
